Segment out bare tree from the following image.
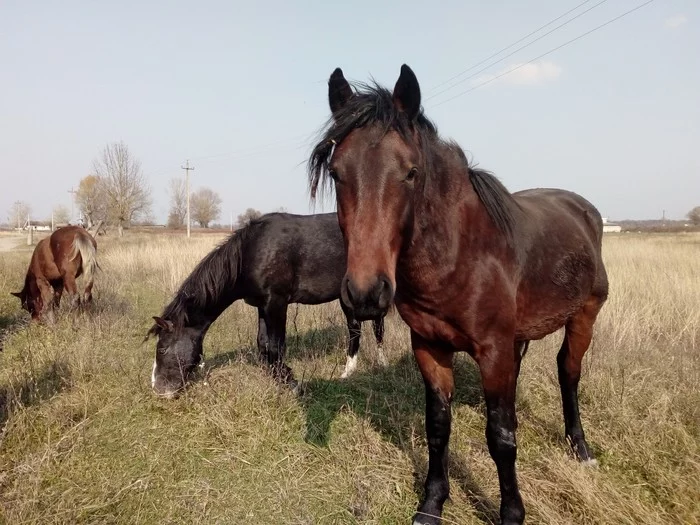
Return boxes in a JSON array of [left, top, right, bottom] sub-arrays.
[[76, 175, 107, 228], [9, 201, 31, 229], [52, 205, 71, 225], [167, 178, 187, 229], [191, 187, 222, 228], [688, 206, 700, 226], [274, 206, 289, 213], [92, 142, 151, 236], [235, 207, 262, 229]]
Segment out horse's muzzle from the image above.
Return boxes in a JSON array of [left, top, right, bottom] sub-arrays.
[[341, 273, 393, 320]]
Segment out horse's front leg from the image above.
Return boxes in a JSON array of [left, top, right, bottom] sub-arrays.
[[62, 272, 81, 310], [477, 337, 525, 525], [412, 331, 454, 525], [53, 282, 64, 309], [372, 316, 388, 367], [36, 278, 56, 324], [340, 300, 361, 378], [263, 301, 297, 391]]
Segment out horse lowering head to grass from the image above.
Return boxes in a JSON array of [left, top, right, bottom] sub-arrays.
[[147, 213, 387, 399], [308, 65, 609, 525], [11, 225, 99, 323]]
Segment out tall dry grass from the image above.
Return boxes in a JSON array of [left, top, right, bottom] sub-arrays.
[[0, 231, 698, 524]]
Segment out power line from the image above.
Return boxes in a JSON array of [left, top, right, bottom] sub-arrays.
[[426, 0, 595, 94], [426, 0, 609, 101], [431, 0, 656, 108], [147, 1, 653, 177]]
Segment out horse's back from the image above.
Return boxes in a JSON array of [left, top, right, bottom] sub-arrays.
[[49, 226, 88, 263], [513, 189, 608, 339], [239, 213, 347, 305]]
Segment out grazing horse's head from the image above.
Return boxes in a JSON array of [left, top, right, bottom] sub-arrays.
[[11, 284, 42, 319], [148, 316, 204, 398], [309, 65, 431, 320]]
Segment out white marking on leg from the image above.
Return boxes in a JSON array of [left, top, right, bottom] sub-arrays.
[[582, 458, 598, 468], [151, 360, 157, 389], [341, 354, 358, 379], [376, 343, 388, 367]]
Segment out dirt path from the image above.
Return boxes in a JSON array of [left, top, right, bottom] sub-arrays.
[[0, 236, 22, 252]]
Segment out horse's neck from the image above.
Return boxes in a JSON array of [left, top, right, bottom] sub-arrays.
[[400, 156, 500, 285], [180, 289, 238, 330], [24, 270, 36, 293]]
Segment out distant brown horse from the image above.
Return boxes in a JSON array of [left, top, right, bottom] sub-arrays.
[[309, 66, 609, 525], [11, 226, 99, 322]]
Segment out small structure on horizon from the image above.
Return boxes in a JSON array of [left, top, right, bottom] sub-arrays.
[[602, 217, 622, 233]]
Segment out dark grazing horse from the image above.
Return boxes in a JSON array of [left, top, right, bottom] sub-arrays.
[[308, 66, 608, 525], [11, 225, 99, 323], [148, 212, 386, 398]]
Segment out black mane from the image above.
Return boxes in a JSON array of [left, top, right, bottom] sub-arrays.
[[307, 81, 520, 242], [308, 82, 438, 200], [148, 227, 249, 335]]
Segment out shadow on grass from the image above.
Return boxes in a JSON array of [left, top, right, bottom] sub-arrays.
[[0, 312, 29, 352], [204, 322, 377, 369], [0, 359, 73, 428], [287, 325, 347, 360], [187, 325, 501, 522], [299, 352, 500, 524]]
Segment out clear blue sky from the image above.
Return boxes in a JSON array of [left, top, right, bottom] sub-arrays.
[[1, 0, 698, 224]]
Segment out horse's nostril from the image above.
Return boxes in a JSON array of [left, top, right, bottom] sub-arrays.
[[376, 275, 393, 309], [344, 277, 358, 304]]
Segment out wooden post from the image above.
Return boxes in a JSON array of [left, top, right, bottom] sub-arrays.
[[27, 223, 33, 246]]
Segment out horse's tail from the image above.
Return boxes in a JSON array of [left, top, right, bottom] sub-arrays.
[[72, 231, 99, 287]]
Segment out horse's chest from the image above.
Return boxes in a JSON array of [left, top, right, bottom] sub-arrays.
[[395, 300, 473, 350]]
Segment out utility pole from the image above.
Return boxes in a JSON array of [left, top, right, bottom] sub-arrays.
[[14, 200, 21, 230], [68, 186, 78, 223], [181, 160, 195, 238], [230, 211, 233, 232]]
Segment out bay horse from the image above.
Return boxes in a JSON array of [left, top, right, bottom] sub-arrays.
[[308, 66, 609, 525], [148, 212, 387, 398], [11, 225, 99, 323]]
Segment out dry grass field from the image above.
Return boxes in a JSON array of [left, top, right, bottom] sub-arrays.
[[0, 230, 698, 524]]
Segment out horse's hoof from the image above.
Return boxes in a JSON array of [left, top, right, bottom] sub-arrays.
[[412, 513, 440, 525], [290, 380, 304, 397], [341, 354, 357, 379], [376, 345, 388, 367]]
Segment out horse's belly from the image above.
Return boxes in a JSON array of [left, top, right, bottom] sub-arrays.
[[515, 292, 586, 340]]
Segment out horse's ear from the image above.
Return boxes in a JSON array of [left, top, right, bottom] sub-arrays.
[[328, 67, 353, 116], [393, 64, 421, 121], [10, 292, 22, 298], [152, 316, 174, 332]]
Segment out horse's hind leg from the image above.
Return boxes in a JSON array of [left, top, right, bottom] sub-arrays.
[[557, 295, 604, 464], [340, 301, 361, 379], [372, 317, 388, 367], [82, 278, 94, 305]]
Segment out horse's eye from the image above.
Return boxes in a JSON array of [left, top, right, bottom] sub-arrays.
[[406, 167, 418, 182], [329, 168, 339, 182]]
